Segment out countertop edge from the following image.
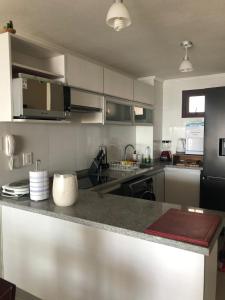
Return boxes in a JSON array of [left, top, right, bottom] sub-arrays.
[[0, 199, 214, 256]]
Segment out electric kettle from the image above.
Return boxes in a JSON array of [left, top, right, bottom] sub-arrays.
[[176, 138, 186, 154]]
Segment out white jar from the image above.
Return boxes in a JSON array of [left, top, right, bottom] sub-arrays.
[[52, 173, 78, 207]]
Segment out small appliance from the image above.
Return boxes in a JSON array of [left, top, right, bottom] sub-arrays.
[[12, 73, 70, 120], [176, 138, 186, 154], [160, 140, 172, 162]]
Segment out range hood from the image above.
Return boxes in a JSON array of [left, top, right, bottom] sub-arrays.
[[70, 88, 103, 113]]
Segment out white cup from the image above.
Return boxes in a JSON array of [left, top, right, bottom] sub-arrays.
[[52, 173, 78, 207]]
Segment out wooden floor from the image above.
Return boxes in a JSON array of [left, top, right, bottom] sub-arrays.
[[14, 273, 224, 300], [216, 271, 225, 300]]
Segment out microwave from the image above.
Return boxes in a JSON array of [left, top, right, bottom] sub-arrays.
[[12, 74, 70, 120]]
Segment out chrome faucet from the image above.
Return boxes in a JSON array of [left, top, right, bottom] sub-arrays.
[[124, 144, 136, 161]]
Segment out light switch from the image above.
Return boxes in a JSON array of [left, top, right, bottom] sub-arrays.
[[22, 152, 33, 166]]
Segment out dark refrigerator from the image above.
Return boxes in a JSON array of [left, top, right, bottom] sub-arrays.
[[200, 86, 225, 211]]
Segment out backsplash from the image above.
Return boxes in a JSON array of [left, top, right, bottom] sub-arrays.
[[0, 122, 137, 186]]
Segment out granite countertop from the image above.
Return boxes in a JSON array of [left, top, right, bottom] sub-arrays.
[[0, 188, 223, 256], [91, 162, 202, 193]]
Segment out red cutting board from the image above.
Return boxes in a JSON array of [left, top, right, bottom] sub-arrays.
[[144, 208, 221, 247]]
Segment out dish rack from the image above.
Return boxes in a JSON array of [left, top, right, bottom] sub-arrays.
[[109, 161, 139, 172]]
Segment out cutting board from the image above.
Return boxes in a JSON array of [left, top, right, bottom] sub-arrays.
[[144, 208, 221, 247]]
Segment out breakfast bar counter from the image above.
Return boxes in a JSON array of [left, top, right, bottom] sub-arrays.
[[0, 190, 223, 300], [0, 190, 222, 255]]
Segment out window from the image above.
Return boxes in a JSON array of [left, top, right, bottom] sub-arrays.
[[182, 89, 205, 118]]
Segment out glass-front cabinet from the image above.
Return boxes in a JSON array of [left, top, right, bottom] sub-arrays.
[[104, 96, 133, 125], [133, 104, 153, 125]]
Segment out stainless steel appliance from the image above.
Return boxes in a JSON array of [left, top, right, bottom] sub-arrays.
[[200, 87, 225, 211], [108, 173, 155, 200], [12, 74, 70, 120]]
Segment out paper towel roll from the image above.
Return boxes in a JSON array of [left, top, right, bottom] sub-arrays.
[[29, 170, 49, 201]]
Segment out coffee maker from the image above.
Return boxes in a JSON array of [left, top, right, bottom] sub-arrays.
[[160, 140, 172, 162]]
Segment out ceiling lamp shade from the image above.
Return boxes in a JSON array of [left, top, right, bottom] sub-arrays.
[[106, 0, 131, 32], [179, 41, 194, 73]]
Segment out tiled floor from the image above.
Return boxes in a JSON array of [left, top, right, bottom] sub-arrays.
[[16, 288, 40, 300], [216, 271, 225, 300]]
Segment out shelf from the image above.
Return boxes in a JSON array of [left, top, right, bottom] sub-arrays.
[[12, 63, 64, 80], [10, 33, 61, 59]]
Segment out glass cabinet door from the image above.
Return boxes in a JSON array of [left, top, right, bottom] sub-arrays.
[[105, 98, 132, 124], [134, 105, 153, 124]]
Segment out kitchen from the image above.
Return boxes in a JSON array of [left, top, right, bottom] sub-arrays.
[[0, 1, 225, 300]]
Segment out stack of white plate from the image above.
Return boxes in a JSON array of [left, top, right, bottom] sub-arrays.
[[29, 170, 49, 201], [2, 180, 29, 197]]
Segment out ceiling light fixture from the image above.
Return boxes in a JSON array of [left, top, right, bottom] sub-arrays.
[[106, 0, 131, 32], [179, 40, 194, 72]]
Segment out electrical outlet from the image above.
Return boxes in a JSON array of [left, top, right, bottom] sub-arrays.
[[22, 152, 33, 166]]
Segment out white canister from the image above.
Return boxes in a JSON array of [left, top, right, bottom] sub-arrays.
[[52, 173, 78, 207], [29, 170, 49, 201]]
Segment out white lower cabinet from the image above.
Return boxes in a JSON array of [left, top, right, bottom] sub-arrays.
[[164, 167, 201, 207], [2, 206, 214, 300]]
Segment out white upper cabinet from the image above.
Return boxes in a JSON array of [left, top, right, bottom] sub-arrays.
[[134, 80, 154, 105], [104, 68, 133, 100], [66, 54, 103, 93], [0, 33, 13, 121], [0, 33, 65, 122]]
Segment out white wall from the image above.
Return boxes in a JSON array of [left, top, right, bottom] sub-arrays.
[[153, 80, 164, 158], [162, 73, 225, 154], [0, 122, 136, 186]]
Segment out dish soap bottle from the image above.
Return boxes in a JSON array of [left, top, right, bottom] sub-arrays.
[[144, 146, 151, 164]]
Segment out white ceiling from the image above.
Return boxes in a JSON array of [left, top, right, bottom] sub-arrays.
[[2, 0, 225, 79]]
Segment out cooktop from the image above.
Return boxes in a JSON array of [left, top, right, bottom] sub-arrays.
[[78, 174, 115, 189]]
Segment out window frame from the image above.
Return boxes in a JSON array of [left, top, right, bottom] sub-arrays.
[[182, 89, 206, 118]]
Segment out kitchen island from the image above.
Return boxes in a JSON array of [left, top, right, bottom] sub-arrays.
[[0, 189, 223, 300]]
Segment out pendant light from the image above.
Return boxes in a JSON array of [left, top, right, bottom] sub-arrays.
[[106, 0, 131, 32], [179, 41, 194, 72]]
